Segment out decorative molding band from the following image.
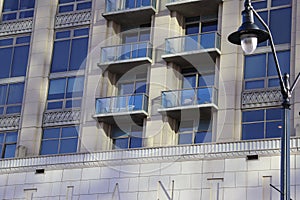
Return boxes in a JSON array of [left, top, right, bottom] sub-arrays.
[[1, 137, 299, 173], [0, 19, 33, 36], [55, 10, 92, 28], [242, 88, 282, 109], [0, 114, 20, 131], [43, 110, 81, 127]]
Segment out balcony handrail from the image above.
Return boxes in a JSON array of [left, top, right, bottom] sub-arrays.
[[165, 31, 220, 41], [101, 41, 152, 49], [96, 93, 149, 100], [105, 0, 156, 13], [161, 86, 216, 93]]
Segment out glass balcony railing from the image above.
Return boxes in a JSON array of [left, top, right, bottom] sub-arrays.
[[96, 93, 148, 115], [165, 32, 221, 54], [101, 42, 153, 64], [161, 87, 218, 109], [106, 0, 156, 12]]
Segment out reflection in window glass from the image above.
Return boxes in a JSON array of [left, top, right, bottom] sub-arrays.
[[2, 0, 35, 21], [112, 125, 143, 149], [58, 0, 91, 13], [242, 108, 283, 140], [0, 83, 24, 115], [40, 126, 78, 155]]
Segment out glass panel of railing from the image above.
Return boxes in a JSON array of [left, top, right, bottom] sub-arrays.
[[106, 0, 118, 12], [106, 0, 155, 12], [96, 94, 148, 114], [165, 32, 219, 54], [101, 42, 152, 63], [161, 87, 217, 109]]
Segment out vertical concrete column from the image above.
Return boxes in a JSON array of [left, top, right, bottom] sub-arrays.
[[19, 0, 57, 156], [144, 7, 182, 147], [216, 0, 243, 142], [80, 0, 110, 152], [293, 0, 300, 136]]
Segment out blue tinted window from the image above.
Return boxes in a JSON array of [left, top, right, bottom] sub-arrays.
[[270, 8, 291, 45], [59, 0, 75, 3], [0, 39, 13, 46], [0, 48, 12, 79], [186, 24, 199, 35], [178, 133, 193, 144], [5, 132, 18, 142], [242, 123, 264, 140], [3, 1, 18, 11], [195, 132, 212, 143], [114, 138, 128, 149], [20, 0, 35, 9], [47, 101, 63, 110], [244, 54, 266, 79], [2, 13, 17, 21], [271, 0, 291, 7], [6, 105, 22, 114], [76, 2, 91, 10], [0, 85, 6, 105], [242, 110, 264, 122], [4, 144, 16, 158], [129, 137, 142, 148], [16, 36, 30, 44], [66, 77, 84, 98], [0, 132, 18, 158], [41, 126, 78, 155], [19, 10, 34, 18], [252, 1, 267, 9], [11, 45, 29, 77], [7, 83, 24, 104], [74, 28, 89, 37], [266, 121, 283, 138], [48, 79, 66, 100], [59, 5, 74, 13], [183, 75, 196, 89], [56, 31, 71, 39], [266, 108, 282, 120], [69, 38, 88, 70], [66, 99, 81, 108], [267, 51, 290, 76], [51, 40, 70, 73], [201, 21, 217, 33], [245, 80, 265, 90]]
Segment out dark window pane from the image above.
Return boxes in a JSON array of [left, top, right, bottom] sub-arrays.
[[7, 83, 24, 104], [255, 11, 268, 47], [76, 2, 92, 10], [6, 105, 22, 114], [4, 144, 16, 158], [266, 121, 283, 138], [20, 0, 35, 9], [242, 123, 264, 140], [201, 21, 217, 33], [266, 108, 282, 120], [183, 75, 196, 89], [270, 8, 291, 44], [130, 137, 142, 148], [0, 134, 4, 143], [51, 40, 70, 72], [48, 79, 66, 100], [252, 1, 267, 9], [0, 107, 3, 115], [66, 99, 82, 108], [268, 78, 280, 87], [11, 45, 29, 77], [199, 74, 214, 87], [47, 101, 63, 110], [16, 36, 30, 44], [0, 48, 13, 79], [135, 81, 146, 94], [56, 31, 71, 39], [59, 5, 74, 13], [195, 132, 212, 143], [5, 132, 18, 142], [59, 138, 78, 153], [268, 51, 290, 76], [40, 140, 59, 155], [139, 31, 150, 42], [114, 138, 128, 149], [271, 0, 291, 7], [19, 10, 34, 18], [0, 85, 8, 105], [119, 83, 134, 95], [2, 13, 17, 21], [242, 110, 264, 122], [0, 39, 13, 46], [112, 127, 127, 138], [3, 0, 18, 11], [244, 54, 266, 79], [43, 128, 60, 139], [74, 28, 89, 37], [186, 24, 199, 35], [178, 133, 193, 144], [66, 77, 84, 98], [245, 80, 265, 90], [69, 38, 88, 70], [62, 126, 78, 137], [59, 0, 75, 3]]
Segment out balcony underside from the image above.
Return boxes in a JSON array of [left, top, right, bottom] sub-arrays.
[[102, 6, 155, 25], [98, 57, 152, 74], [158, 104, 217, 120], [94, 110, 148, 125], [162, 49, 220, 66], [166, 0, 222, 17]]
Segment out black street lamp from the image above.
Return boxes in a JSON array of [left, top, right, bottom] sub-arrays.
[[228, 0, 300, 200]]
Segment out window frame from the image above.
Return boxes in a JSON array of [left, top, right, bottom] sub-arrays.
[[0, 131, 18, 159], [0, 82, 25, 115], [57, 0, 92, 14], [242, 107, 284, 140], [184, 17, 218, 35], [46, 76, 85, 110], [51, 27, 89, 73], [40, 126, 79, 155], [111, 124, 143, 149], [121, 24, 151, 44], [1, 0, 35, 21], [0, 35, 31, 79]]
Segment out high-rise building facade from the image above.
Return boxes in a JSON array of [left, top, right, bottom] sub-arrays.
[[0, 0, 299, 199]]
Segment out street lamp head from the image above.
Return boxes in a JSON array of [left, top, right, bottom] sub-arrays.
[[228, 9, 269, 54]]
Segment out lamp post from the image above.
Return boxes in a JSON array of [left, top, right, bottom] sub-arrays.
[[227, 0, 300, 200]]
